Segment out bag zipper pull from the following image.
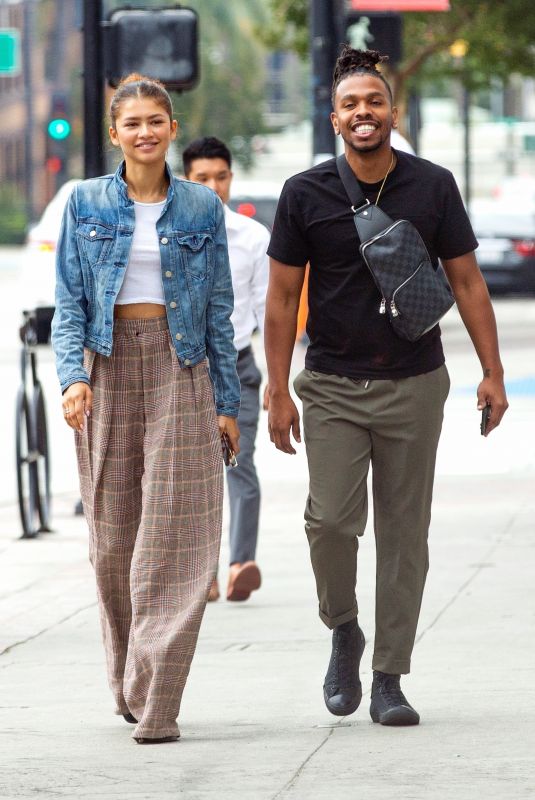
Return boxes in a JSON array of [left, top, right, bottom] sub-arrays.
[[390, 299, 399, 317], [379, 298, 386, 314]]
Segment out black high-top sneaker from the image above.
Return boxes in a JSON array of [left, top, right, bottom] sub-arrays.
[[369, 671, 420, 726], [323, 619, 366, 716]]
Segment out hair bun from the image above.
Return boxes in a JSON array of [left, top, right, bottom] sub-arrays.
[[117, 73, 166, 90], [337, 45, 389, 74]]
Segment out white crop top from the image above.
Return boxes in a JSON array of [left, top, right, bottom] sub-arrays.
[[115, 200, 166, 305]]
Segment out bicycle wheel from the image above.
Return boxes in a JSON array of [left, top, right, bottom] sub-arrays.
[[15, 387, 39, 538], [32, 382, 52, 531]]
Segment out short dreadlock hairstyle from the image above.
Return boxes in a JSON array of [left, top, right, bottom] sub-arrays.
[[331, 46, 393, 107]]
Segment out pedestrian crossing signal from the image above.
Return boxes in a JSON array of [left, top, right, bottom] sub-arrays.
[[102, 7, 199, 91]]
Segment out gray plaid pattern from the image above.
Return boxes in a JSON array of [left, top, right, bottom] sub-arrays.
[[361, 220, 454, 341], [76, 317, 223, 740]]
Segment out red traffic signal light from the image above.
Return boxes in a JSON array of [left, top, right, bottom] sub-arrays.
[[46, 156, 63, 174]]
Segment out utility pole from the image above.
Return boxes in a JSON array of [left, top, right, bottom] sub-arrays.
[[22, 0, 35, 223], [83, 0, 105, 177], [310, 0, 337, 165], [462, 85, 471, 209], [408, 91, 421, 156]]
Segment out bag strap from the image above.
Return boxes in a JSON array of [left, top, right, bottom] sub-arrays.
[[336, 154, 394, 242], [336, 154, 369, 211]]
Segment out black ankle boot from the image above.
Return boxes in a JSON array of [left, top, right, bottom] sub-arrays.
[[369, 671, 420, 726], [323, 619, 365, 716]]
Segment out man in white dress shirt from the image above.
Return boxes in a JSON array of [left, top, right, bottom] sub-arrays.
[[183, 137, 270, 602]]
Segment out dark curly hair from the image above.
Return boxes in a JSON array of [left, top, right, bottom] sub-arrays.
[[331, 46, 393, 106]]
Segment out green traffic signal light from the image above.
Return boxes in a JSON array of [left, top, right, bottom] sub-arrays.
[[47, 118, 71, 140]]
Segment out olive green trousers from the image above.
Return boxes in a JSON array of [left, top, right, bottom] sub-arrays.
[[293, 365, 450, 675]]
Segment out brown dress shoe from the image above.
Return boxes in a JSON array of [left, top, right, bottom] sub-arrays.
[[226, 561, 261, 602], [208, 578, 220, 602]]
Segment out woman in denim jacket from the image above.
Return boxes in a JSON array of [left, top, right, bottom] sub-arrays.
[[51, 74, 240, 745]]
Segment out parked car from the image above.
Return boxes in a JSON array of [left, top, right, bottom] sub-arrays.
[[228, 180, 281, 231], [21, 178, 81, 311], [470, 199, 535, 295], [490, 175, 535, 204]]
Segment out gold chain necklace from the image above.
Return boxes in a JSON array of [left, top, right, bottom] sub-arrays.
[[374, 152, 395, 207]]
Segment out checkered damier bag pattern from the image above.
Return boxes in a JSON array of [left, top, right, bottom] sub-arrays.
[[360, 220, 454, 342], [335, 154, 454, 343], [360, 219, 454, 342]]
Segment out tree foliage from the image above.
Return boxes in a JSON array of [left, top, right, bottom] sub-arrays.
[[256, 0, 309, 57], [172, 0, 270, 170], [0, 183, 27, 244], [259, 0, 535, 110]]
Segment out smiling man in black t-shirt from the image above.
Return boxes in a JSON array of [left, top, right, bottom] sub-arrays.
[[265, 47, 508, 727]]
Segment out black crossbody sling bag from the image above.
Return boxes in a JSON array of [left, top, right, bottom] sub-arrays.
[[336, 154, 454, 342]]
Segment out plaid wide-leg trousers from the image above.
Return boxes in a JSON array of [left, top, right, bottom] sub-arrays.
[[75, 317, 223, 740]]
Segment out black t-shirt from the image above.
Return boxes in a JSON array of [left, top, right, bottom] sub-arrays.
[[267, 150, 478, 379]]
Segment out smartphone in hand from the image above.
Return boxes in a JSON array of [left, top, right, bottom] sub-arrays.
[[480, 404, 491, 436], [221, 432, 238, 467]]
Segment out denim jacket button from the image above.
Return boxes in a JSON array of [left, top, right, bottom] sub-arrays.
[[165, 270, 173, 278], [184, 359, 191, 366], [90, 230, 97, 237], [161, 237, 169, 245], [169, 301, 177, 309], [175, 332, 183, 341]]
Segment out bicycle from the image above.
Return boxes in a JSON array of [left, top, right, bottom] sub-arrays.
[[15, 308, 54, 539]]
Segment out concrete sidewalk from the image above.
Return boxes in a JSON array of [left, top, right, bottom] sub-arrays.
[[1, 470, 533, 797], [1, 308, 535, 799]]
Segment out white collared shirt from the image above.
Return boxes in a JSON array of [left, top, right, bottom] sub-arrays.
[[224, 205, 270, 352]]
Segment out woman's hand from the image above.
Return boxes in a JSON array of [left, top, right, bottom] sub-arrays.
[[62, 382, 93, 432], [217, 415, 240, 455]]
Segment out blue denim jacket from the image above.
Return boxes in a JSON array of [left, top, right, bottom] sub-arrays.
[[51, 162, 240, 417]]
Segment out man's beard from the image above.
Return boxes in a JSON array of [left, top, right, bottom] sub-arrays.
[[343, 127, 390, 155]]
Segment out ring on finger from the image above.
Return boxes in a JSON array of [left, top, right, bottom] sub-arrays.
[[64, 409, 72, 416]]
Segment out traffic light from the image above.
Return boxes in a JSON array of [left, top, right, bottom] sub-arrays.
[[47, 92, 71, 140], [102, 7, 199, 91], [47, 119, 71, 141], [46, 91, 70, 187]]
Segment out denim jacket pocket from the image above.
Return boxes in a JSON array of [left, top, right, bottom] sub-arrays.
[[77, 223, 115, 267], [176, 232, 213, 282]]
